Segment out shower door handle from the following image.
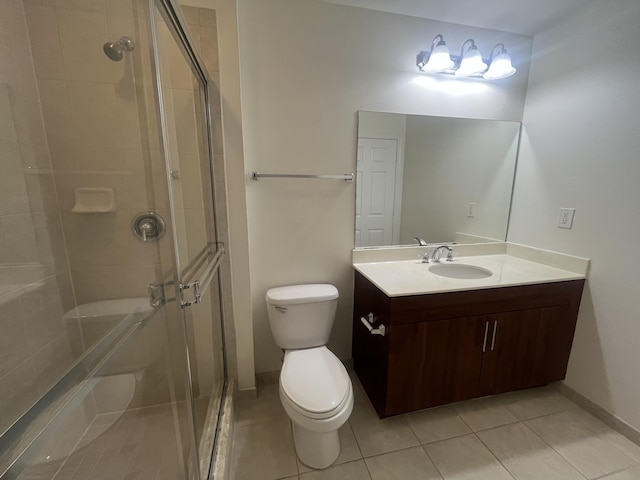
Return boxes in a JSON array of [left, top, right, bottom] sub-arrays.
[[180, 243, 225, 308]]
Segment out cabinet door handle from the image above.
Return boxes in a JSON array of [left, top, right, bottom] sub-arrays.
[[491, 320, 498, 351], [482, 321, 489, 352]]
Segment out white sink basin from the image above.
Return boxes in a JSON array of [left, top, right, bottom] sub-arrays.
[[428, 263, 493, 279]]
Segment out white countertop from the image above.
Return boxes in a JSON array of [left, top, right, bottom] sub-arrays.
[[353, 254, 586, 297]]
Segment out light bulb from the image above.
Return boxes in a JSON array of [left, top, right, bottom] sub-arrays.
[[455, 48, 487, 77], [422, 42, 454, 73], [483, 52, 516, 80]]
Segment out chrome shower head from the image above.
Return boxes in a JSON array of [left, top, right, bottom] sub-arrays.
[[103, 36, 135, 62]]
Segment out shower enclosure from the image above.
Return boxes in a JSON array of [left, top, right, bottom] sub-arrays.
[[0, 0, 230, 479]]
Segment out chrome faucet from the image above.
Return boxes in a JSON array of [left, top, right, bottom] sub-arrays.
[[431, 245, 453, 263], [413, 236, 428, 246]]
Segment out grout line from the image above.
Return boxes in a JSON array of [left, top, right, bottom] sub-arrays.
[[404, 416, 422, 446], [401, 408, 473, 447], [360, 454, 375, 480], [503, 403, 581, 423], [514, 422, 589, 479], [471, 431, 518, 480], [346, 420, 365, 460], [451, 406, 474, 432], [289, 419, 301, 478], [522, 413, 639, 479], [555, 384, 640, 448], [348, 418, 367, 461], [591, 464, 640, 480], [420, 445, 445, 480], [418, 429, 476, 446]]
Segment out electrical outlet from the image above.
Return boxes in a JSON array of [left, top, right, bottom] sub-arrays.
[[557, 208, 575, 229], [467, 203, 476, 218]]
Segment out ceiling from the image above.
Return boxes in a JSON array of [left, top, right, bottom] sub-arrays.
[[314, 0, 590, 36]]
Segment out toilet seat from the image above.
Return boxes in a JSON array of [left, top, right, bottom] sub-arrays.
[[280, 346, 350, 419]]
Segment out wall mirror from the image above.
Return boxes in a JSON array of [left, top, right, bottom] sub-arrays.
[[355, 111, 521, 247]]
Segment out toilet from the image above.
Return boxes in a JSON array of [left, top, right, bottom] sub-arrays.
[[266, 284, 353, 469]]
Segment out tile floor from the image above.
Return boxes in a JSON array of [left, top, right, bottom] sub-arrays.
[[231, 369, 640, 480], [38, 404, 185, 480], [13, 397, 218, 480]]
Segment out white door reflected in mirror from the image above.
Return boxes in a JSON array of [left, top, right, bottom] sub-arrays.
[[355, 138, 401, 247]]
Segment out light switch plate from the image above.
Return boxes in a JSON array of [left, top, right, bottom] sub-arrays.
[[467, 203, 476, 218], [558, 208, 575, 229]]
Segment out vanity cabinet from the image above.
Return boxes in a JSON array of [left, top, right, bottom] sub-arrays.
[[352, 270, 585, 417]]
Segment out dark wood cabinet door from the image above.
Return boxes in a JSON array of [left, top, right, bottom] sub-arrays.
[[479, 311, 535, 396], [386, 320, 450, 415], [443, 316, 487, 403], [479, 305, 576, 396], [386, 316, 487, 415]]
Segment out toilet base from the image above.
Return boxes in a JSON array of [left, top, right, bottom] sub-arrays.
[[291, 421, 340, 469]]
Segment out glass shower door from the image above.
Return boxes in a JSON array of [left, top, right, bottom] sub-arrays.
[[0, 0, 225, 478], [150, 2, 227, 478]]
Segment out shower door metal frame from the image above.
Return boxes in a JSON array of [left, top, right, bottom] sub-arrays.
[[148, 1, 228, 479]]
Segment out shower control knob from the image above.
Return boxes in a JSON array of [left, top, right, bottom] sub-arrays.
[[132, 211, 166, 242]]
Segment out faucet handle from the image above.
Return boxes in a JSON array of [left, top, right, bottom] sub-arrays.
[[420, 251, 430, 263], [446, 248, 454, 262]]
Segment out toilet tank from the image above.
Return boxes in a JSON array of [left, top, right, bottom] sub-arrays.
[[266, 284, 339, 350]]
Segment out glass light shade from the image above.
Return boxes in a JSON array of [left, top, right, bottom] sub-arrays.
[[422, 44, 454, 73], [455, 49, 487, 77], [483, 53, 516, 80]]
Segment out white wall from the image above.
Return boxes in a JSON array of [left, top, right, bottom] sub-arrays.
[[357, 111, 406, 141], [237, 0, 533, 373], [509, 0, 640, 431]]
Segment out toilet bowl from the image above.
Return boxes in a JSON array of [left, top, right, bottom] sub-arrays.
[[279, 346, 353, 468], [266, 284, 353, 469]]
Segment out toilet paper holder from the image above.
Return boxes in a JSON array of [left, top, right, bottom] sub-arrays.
[[360, 313, 386, 336]]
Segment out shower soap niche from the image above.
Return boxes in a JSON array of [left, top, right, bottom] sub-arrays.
[[71, 187, 116, 213]]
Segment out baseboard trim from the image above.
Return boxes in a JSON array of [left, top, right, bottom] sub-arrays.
[[255, 370, 280, 386], [556, 382, 640, 447]]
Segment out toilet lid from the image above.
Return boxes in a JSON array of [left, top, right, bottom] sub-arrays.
[[266, 284, 338, 305], [281, 347, 350, 414]]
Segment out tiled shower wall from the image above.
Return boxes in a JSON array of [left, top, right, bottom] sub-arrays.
[[0, 0, 80, 435], [23, 0, 170, 305]]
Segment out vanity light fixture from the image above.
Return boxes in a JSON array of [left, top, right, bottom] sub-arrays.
[[416, 35, 516, 80]]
